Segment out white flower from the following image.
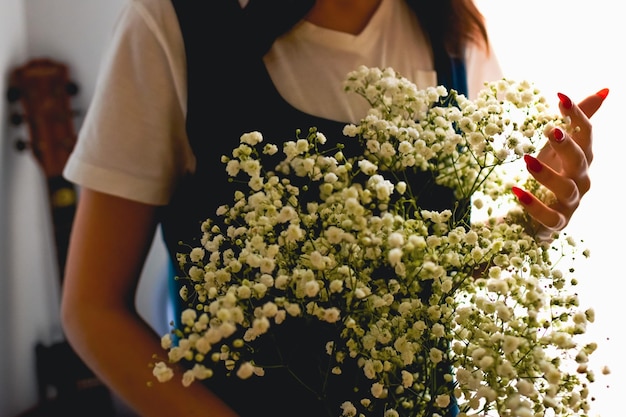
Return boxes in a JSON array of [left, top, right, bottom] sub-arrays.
[[323, 307, 341, 323], [252, 282, 268, 298], [305, 280, 320, 297], [325, 226, 344, 244], [253, 316, 270, 334], [152, 362, 174, 383], [236, 362, 255, 379], [263, 143, 278, 155], [261, 302, 278, 318], [160, 334, 172, 349], [502, 335, 521, 354], [309, 251, 326, 270], [429, 348, 443, 364], [182, 370, 195, 387], [401, 370, 414, 388], [285, 303, 301, 317], [189, 247, 205, 262], [240, 131, 263, 145], [516, 379, 536, 397], [371, 382, 387, 399], [284, 223, 304, 243], [431, 323, 445, 338], [194, 335, 211, 355], [275, 274, 289, 290], [186, 266, 202, 282], [388, 248, 403, 266], [435, 394, 450, 408], [388, 232, 404, 247], [154, 66, 596, 417], [340, 401, 357, 417], [225, 159, 240, 176], [237, 285, 251, 299], [358, 159, 378, 175], [181, 309, 197, 327]]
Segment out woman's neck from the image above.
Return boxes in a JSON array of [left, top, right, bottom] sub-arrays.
[[304, 0, 383, 34]]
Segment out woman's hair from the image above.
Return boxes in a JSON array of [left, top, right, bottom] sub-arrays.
[[408, 0, 490, 56]]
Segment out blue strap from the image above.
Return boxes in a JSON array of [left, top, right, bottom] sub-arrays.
[[438, 56, 468, 97], [450, 57, 468, 96]]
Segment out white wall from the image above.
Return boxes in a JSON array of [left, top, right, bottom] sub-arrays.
[[1, 1, 170, 415], [23, 0, 125, 112], [1, 0, 36, 414]]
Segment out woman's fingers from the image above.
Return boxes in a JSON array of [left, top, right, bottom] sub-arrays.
[[514, 126, 589, 232], [557, 92, 593, 163], [509, 89, 608, 237], [523, 154, 581, 208], [511, 186, 567, 231], [557, 89, 609, 164], [577, 88, 609, 119], [547, 127, 591, 197]]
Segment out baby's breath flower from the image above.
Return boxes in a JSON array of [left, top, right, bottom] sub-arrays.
[[435, 394, 450, 408], [371, 382, 387, 399], [152, 362, 174, 383], [340, 401, 357, 417], [154, 66, 598, 417], [236, 362, 255, 379], [239, 131, 263, 145]]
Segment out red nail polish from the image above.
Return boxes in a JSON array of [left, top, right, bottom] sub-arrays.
[[524, 154, 542, 173], [552, 127, 565, 142], [512, 186, 533, 205], [557, 92, 572, 109], [596, 88, 609, 100]]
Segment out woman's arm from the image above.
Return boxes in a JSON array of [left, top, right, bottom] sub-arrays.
[[60, 188, 238, 417]]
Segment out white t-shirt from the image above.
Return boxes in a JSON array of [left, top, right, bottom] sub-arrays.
[[63, 0, 503, 206]]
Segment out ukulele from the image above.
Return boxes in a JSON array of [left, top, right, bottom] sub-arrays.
[[8, 58, 115, 417]]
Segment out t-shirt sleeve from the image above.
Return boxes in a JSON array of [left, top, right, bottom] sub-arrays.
[[465, 43, 504, 100], [63, 0, 192, 206]]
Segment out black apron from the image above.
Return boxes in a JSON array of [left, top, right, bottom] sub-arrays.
[[161, 2, 467, 416]]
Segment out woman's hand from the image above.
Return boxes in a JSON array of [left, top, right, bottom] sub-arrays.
[[511, 88, 609, 241]]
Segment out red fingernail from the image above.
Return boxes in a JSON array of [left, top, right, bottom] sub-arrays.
[[596, 88, 609, 100], [524, 154, 542, 173], [557, 92, 572, 109], [512, 186, 533, 205], [552, 127, 565, 143]]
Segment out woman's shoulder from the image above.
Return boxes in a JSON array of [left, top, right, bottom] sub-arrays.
[[110, 0, 185, 84], [122, 0, 181, 39], [465, 42, 504, 99]]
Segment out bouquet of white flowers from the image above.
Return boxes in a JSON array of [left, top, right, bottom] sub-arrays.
[[152, 66, 599, 417]]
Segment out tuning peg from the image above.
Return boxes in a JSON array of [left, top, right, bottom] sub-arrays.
[[6, 86, 21, 103], [66, 82, 79, 96], [10, 112, 23, 126], [15, 138, 29, 152]]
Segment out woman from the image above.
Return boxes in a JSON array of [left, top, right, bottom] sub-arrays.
[[60, 0, 606, 416]]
